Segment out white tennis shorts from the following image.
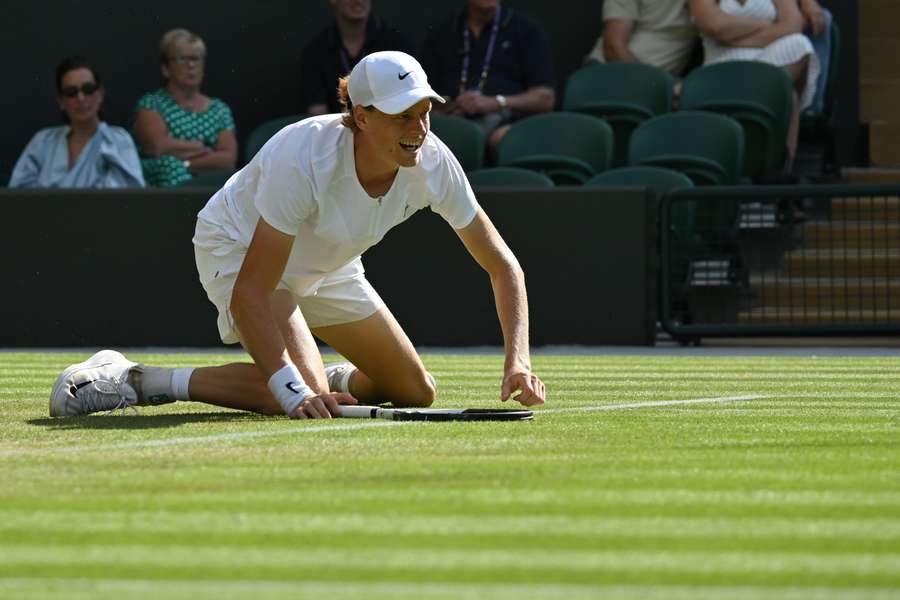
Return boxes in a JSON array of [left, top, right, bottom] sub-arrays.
[[193, 218, 384, 344]]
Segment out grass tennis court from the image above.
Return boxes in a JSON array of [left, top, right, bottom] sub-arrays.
[[1, 351, 899, 599]]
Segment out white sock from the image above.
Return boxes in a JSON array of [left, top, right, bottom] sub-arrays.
[[172, 368, 194, 401], [337, 366, 354, 394], [137, 366, 194, 404]]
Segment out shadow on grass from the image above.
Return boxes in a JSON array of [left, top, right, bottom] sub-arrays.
[[27, 411, 265, 430]]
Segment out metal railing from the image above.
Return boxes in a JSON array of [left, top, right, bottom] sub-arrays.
[[660, 184, 900, 341]]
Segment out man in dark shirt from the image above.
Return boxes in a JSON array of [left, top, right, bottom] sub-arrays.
[[419, 0, 555, 158], [301, 0, 414, 115]]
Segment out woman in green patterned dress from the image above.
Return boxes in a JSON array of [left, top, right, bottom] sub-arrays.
[[133, 29, 237, 186]]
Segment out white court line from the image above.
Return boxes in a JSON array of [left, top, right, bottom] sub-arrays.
[[0, 421, 398, 457], [1, 395, 766, 457], [539, 394, 769, 414], [0, 577, 895, 600], [99, 420, 401, 449]]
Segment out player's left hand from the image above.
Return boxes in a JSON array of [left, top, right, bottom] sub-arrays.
[[501, 370, 546, 407]]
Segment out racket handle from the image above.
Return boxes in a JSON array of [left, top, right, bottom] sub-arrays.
[[338, 405, 383, 419]]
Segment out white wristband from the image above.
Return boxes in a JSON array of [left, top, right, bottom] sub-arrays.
[[267, 364, 314, 415]]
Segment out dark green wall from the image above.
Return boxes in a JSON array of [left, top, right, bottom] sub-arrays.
[[0, 188, 656, 347]]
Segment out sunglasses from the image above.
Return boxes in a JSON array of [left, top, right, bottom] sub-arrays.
[[60, 82, 101, 98], [169, 55, 204, 66]]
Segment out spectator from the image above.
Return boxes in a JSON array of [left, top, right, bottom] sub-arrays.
[[585, 0, 699, 77], [420, 0, 555, 159], [133, 28, 237, 187], [797, 0, 831, 115], [301, 0, 414, 115], [689, 0, 821, 170], [9, 57, 144, 188]]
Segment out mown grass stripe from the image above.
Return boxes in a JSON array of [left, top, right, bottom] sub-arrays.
[[3, 546, 900, 577], [2, 511, 899, 539], [1, 578, 898, 600]]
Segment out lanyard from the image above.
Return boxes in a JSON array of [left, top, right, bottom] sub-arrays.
[[459, 6, 502, 95], [339, 45, 352, 75]]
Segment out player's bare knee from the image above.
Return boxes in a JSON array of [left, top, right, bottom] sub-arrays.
[[417, 377, 436, 407], [394, 372, 435, 408]]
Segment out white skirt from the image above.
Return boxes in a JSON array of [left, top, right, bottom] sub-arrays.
[[703, 33, 821, 110]]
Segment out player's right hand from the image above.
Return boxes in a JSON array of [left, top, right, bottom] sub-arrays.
[[290, 392, 357, 419]]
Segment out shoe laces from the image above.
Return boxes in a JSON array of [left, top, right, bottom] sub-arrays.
[[80, 376, 139, 415]]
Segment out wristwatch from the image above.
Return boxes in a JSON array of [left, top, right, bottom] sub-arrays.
[[183, 159, 191, 170], [495, 94, 508, 110]]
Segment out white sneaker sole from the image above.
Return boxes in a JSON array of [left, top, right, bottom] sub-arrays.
[[49, 350, 135, 417]]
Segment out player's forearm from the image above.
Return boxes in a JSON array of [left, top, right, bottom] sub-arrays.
[[230, 287, 292, 379], [490, 260, 532, 374]]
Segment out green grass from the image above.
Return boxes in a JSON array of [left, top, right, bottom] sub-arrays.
[[1, 351, 899, 599]]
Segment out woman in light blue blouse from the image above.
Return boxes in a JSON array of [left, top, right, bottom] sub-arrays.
[[9, 57, 144, 188]]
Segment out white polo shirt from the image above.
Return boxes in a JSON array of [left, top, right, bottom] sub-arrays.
[[196, 114, 479, 297]]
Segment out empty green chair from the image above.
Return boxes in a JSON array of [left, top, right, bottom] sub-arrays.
[[563, 63, 675, 167], [244, 114, 307, 163], [681, 61, 792, 179], [586, 166, 696, 254], [497, 113, 614, 185], [628, 111, 744, 186], [177, 169, 236, 188], [584, 166, 693, 193], [585, 166, 699, 298], [467, 167, 555, 188], [429, 113, 486, 172]]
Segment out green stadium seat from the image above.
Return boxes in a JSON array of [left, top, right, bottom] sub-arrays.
[[584, 166, 693, 193], [429, 113, 486, 172], [563, 63, 674, 167], [681, 61, 793, 179], [177, 169, 236, 188], [628, 111, 745, 186], [586, 167, 699, 311], [586, 166, 696, 260], [467, 167, 555, 188], [244, 114, 307, 163], [497, 113, 614, 185]]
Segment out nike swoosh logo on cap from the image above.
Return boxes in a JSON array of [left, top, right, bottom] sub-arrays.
[[398, 71, 412, 80]]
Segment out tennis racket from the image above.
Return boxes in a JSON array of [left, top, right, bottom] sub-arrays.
[[338, 405, 534, 421]]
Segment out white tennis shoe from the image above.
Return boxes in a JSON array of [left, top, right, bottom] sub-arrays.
[[50, 350, 139, 416]]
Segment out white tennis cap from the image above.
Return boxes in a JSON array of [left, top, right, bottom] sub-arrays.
[[348, 51, 445, 115]]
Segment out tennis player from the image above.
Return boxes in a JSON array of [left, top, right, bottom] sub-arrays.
[[50, 51, 546, 420]]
